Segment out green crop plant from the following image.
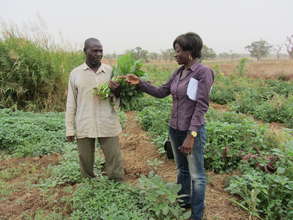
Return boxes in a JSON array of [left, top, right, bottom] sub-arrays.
[[71, 175, 188, 220], [233, 58, 249, 76], [93, 53, 146, 111]]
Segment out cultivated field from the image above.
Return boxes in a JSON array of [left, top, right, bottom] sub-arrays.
[[0, 34, 292, 219]]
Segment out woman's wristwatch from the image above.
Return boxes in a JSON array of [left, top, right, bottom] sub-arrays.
[[190, 131, 197, 138]]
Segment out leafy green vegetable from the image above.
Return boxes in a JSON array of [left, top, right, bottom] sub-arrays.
[[93, 53, 146, 110]]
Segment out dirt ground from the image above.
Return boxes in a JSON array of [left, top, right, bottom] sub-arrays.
[[0, 112, 248, 220]]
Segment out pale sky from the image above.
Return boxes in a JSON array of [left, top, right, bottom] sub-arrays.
[[1, 0, 292, 54]]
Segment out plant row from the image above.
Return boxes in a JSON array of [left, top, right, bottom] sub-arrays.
[[136, 96, 292, 219]]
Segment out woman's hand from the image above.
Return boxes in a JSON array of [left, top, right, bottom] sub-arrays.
[[121, 74, 140, 85], [180, 134, 195, 154]]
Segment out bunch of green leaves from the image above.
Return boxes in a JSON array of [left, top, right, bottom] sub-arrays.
[[94, 53, 146, 111], [93, 83, 111, 100]]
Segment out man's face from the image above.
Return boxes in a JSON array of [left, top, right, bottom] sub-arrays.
[[85, 42, 103, 66]]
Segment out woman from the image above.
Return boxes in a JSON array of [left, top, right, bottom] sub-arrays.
[[124, 32, 214, 220]]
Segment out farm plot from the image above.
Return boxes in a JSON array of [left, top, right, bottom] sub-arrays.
[[0, 109, 251, 220]]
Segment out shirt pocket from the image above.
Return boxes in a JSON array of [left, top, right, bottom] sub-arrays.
[[187, 78, 199, 101]]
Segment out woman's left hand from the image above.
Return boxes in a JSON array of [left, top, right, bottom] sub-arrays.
[[180, 134, 195, 154]]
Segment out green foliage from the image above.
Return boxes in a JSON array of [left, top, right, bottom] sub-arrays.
[[233, 58, 248, 76], [227, 145, 293, 220], [201, 45, 216, 60], [0, 108, 127, 157], [93, 83, 111, 100], [40, 145, 83, 187], [126, 46, 149, 62], [71, 175, 188, 220], [137, 96, 284, 172], [93, 53, 146, 111], [0, 109, 67, 157], [137, 175, 190, 219], [210, 74, 254, 104], [265, 80, 293, 97], [204, 109, 283, 172], [245, 40, 272, 61], [137, 96, 171, 152], [135, 93, 292, 218], [211, 73, 293, 127], [231, 91, 293, 128], [0, 35, 83, 111], [40, 144, 105, 188]]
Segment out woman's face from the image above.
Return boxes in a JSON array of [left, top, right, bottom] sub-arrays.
[[174, 43, 191, 65]]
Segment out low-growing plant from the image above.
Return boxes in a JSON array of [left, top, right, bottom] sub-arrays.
[[71, 175, 189, 220], [226, 141, 293, 219], [0, 109, 67, 156]]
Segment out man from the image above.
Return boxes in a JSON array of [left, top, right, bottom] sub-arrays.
[[66, 38, 124, 181]]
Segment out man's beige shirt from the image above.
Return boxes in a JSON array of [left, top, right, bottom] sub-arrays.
[[65, 63, 122, 138]]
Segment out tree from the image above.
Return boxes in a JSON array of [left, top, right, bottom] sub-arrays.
[[285, 34, 293, 59], [160, 49, 175, 61], [217, 51, 242, 60], [201, 45, 216, 60], [148, 52, 159, 60], [127, 47, 149, 62], [274, 44, 283, 60], [245, 40, 272, 61]]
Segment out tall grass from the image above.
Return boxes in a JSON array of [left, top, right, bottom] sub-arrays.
[[0, 23, 83, 111]]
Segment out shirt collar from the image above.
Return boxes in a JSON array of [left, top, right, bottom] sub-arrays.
[[177, 62, 200, 73], [82, 63, 106, 73], [189, 62, 200, 72]]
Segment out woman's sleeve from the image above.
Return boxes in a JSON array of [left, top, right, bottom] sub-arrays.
[[138, 70, 177, 98]]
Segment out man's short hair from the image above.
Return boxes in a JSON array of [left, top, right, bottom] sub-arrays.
[[84, 38, 101, 50]]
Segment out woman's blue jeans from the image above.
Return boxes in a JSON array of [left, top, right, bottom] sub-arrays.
[[169, 125, 206, 220]]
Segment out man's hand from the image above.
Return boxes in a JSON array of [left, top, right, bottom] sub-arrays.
[[109, 80, 121, 97], [121, 74, 140, 85], [109, 80, 120, 90], [179, 134, 195, 154], [67, 136, 75, 142]]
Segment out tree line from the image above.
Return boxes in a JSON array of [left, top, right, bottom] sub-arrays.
[[105, 35, 293, 61]]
